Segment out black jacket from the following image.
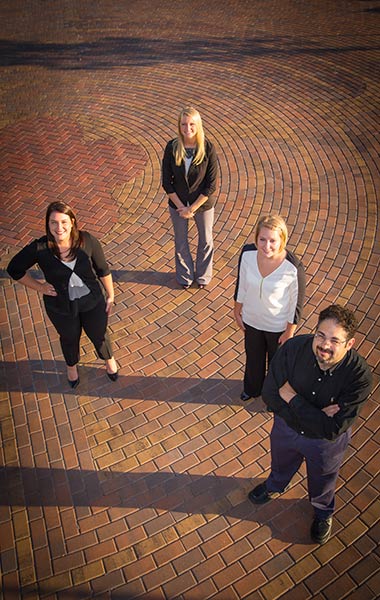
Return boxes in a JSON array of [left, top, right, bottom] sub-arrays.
[[7, 231, 110, 316], [162, 138, 218, 211]]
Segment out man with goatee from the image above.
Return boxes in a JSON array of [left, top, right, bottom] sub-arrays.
[[248, 304, 372, 545]]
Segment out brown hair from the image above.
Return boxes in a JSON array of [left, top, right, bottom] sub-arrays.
[[45, 201, 82, 259]]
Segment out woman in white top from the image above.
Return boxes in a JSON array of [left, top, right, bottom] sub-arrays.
[[7, 201, 118, 388], [234, 214, 306, 401]]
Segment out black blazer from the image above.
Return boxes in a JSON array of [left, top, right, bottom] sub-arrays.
[[162, 138, 218, 211], [7, 231, 110, 316]]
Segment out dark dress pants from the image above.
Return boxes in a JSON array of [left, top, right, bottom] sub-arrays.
[[46, 296, 113, 366], [243, 324, 282, 397], [266, 415, 351, 519]]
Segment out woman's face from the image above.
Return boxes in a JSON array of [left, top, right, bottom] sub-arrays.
[[180, 115, 198, 144], [257, 226, 283, 258], [49, 211, 73, 245]]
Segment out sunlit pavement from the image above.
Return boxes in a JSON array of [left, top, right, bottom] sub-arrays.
[[0, 1, 379, 598]]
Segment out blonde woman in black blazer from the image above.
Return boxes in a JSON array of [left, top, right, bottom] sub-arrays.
[[7, 201, 118, 388], [162, 107, 218, 289]]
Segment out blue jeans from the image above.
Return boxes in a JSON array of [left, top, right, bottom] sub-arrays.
[[169, 206, 214, 285]]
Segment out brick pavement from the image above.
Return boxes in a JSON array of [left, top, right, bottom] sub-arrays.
[[0, 1, 379, 598]]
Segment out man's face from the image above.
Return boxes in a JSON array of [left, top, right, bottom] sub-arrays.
[[312, 318, 355, 370]]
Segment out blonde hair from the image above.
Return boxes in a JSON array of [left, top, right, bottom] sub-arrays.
[[173, 106, 206, 166], [255, 214, 288, 251]]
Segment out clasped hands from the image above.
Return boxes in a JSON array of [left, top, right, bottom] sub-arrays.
[[279, 381, 340, 417], [177, 206, 194, 219]]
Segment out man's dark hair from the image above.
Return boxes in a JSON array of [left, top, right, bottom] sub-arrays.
[[318, 304, 358, 339]]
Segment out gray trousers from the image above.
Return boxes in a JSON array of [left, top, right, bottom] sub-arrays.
[[169, 206, 214, 285]]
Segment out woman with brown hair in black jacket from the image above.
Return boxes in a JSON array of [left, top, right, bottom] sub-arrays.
[[7, 201, 118, 388]]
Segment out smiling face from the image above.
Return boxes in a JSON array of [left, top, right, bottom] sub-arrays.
[[256, 226, 284, 259], [180, 114, 198, 145], [312, 318, 355, 370], [48, 211, 74, 245]]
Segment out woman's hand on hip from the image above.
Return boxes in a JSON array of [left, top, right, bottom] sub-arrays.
[[40, 282, 57, 296]]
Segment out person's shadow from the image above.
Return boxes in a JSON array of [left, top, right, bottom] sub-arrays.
[[1, 359, 270, 413], [0, 268, 208, 289], [0, 36, 377, 72], [1, 357, 325, 547], [112, 269, 177, 288], [0, 267, 178, 288], [0, 464, 314, 545]]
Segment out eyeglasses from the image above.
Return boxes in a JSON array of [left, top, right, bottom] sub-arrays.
[[314, 332, 348, 348]]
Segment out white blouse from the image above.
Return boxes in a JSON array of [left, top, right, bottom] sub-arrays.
[[235, 249, 302, 332]]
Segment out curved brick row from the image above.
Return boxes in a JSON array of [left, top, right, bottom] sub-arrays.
[[0, 1, 379, 599]]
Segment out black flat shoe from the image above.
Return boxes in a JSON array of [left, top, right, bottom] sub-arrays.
[[310, 517, 333, 544], [107, 371, 118, 382], [248, 482, 280, 504], [240, 391, 252, 402], [68, 377, 80, 389], [182, 284, 191, 289]]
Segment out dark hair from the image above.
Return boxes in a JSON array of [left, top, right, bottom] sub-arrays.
[[45, 201, 82, 259], [317, 304, 358, 339]]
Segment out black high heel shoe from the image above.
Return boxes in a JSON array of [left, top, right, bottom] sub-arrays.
[[68, 377, 80, 389], [106, 371, 118, 382]]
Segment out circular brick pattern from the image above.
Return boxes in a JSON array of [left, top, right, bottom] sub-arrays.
[[1, 2, 379, 600]]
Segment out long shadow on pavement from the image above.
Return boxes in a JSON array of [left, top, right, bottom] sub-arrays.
[[1, 360, 259, 409], [0, 465, 312, 545], [0, 36, 379, 70]]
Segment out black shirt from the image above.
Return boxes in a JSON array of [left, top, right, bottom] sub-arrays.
[[7, 231, 110, 316], [262, 334, 372, 440]]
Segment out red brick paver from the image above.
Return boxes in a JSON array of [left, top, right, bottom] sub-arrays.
[[0, 1, 379, 599]]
